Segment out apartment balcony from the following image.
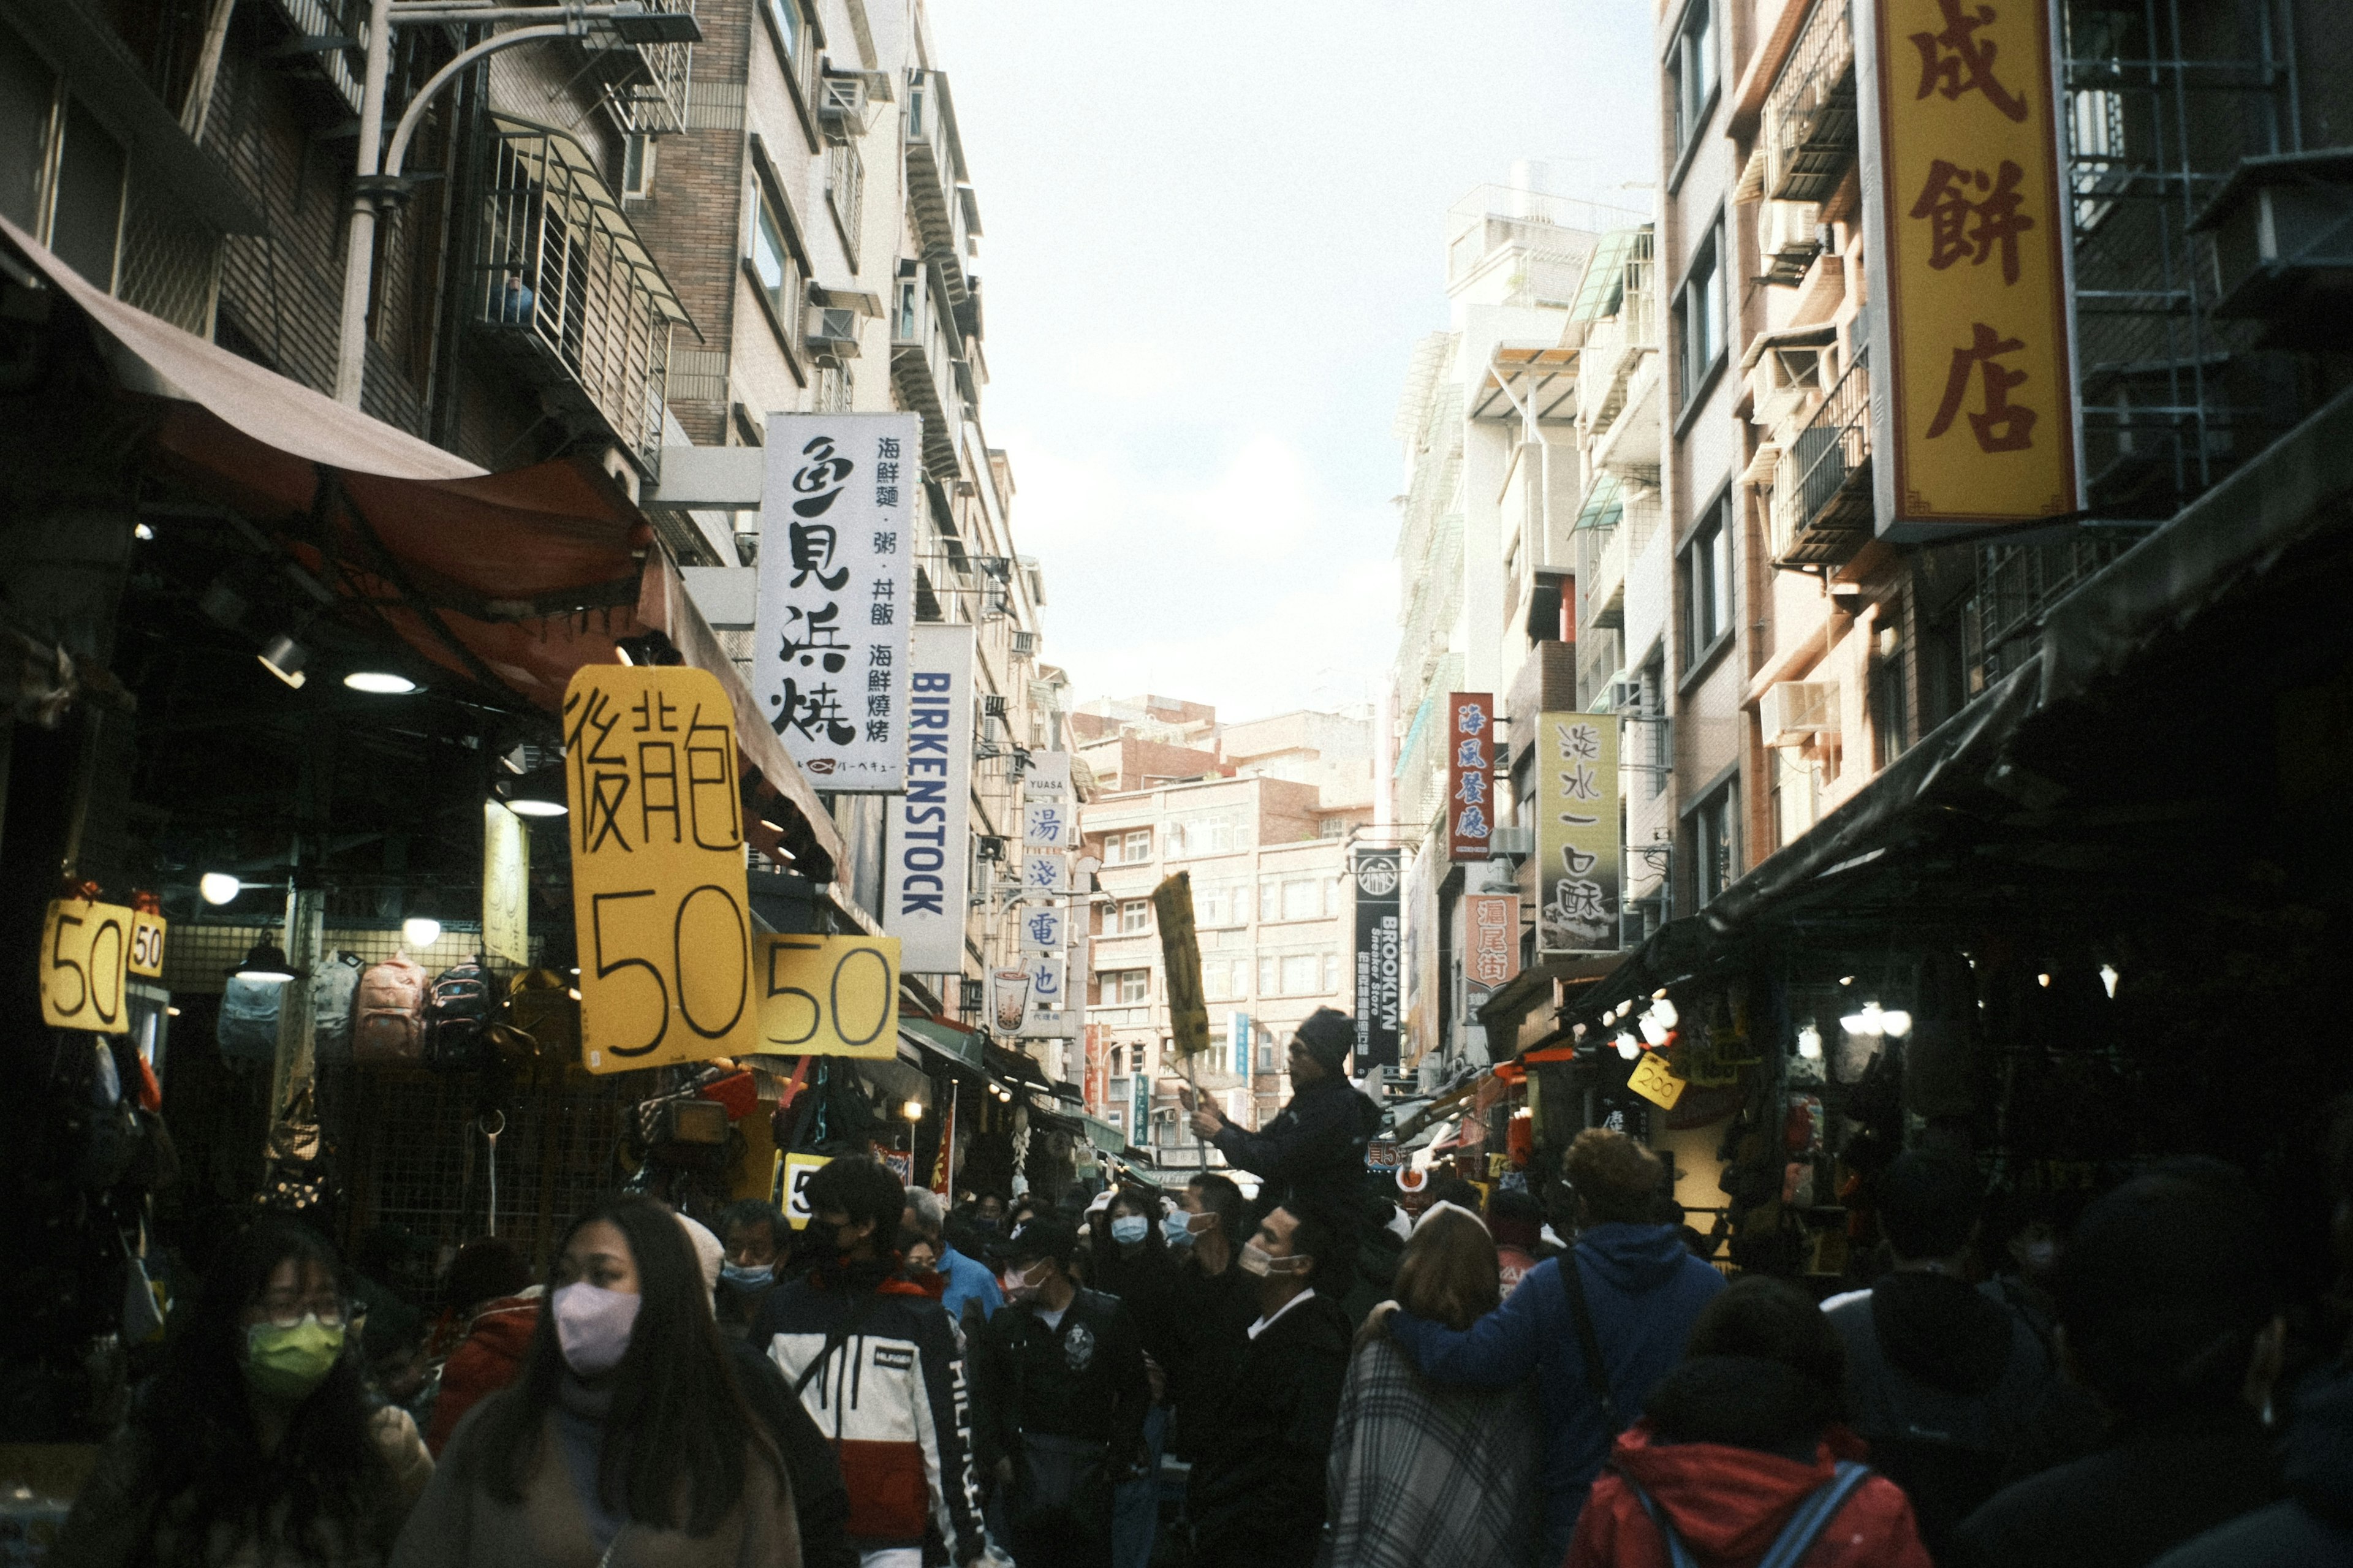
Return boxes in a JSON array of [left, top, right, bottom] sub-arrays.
[[1580, 500, 1629, 632], [1770, 354, 1873, 566], [903, 71, 972, 309], [471, 115, 690, 475], [1764, 0, 1858, 203], [889, 270, 966, 479]]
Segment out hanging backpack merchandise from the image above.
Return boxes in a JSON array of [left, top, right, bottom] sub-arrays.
[[352, 953, 431, 1064], [217, 975, 284, 1062], [502, 967, 580, 1062], [309, 951, 366, 1064], [428, 955, 497, 1070]]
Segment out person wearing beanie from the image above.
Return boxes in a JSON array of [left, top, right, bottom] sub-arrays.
[[1565, 1276, 1931, 1568], [1186, 1007, 1383, 1292]]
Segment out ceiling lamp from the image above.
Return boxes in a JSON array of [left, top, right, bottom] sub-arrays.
[[257, 632, 308, 689], [199, 872, 241, 906], [1881, 1009, 1914, 1038], [344, 670, 418, 694], [402, 916, 444, 949], [901, 1099, 926, 1122], [1796, 1022, 1823, 1059], [502, 767, 569, 818], [231, 938, 295, 983], [2099, 963, 2120, 999]]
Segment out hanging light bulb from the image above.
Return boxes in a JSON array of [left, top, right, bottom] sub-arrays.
[[1615, 1031, 1639, 1060], [402, 916, 443, 949], [1881, 1009, 1913, 1038], [1840, 1009, 1873, 1036], [1651, 996, 1679, 1030], [1859, 1001, 1885, 1033], [1796, 1023, 1823, 1059], [2037, 972, 2052, 988], [1639, 1012, 1669, 1047], [2099, 963, 2120, 999], [199, 872, 241, 906]]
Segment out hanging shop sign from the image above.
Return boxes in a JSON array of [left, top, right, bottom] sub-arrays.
[[482, 800, 531, 968], [127, 906, 168, 982], [564, 664, 756, 1074], [1537, 711, 1621, 955], [1020, 850, 1069, 898], [1083, 1025, 1109, 1112], [1462, 892, 1521, 1023], [1230, 1010, 1252, 1078], [1352, 846, 1401, 1068], [1627, 1049, 1689, 1110], [754, 933, 899, 1058], [754, 413, 920, 790], [781, 1150, 832, 1228], [890, 624, 975, 973], [1023, 798, 1077, 851], [990, 966, 1031, 1038], [40, 896, 137, 1034], [1018, 903, 1068, 953], [1446, 692, 1496, 863], [1860, 0, 2078, 537], [1152, 871, 1210, 1059], [1025, 749, 1072, 805], [1022, 952, 1070, 1036], [1131, 1071, 1150, 1147]]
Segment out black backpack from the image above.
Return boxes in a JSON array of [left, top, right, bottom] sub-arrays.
[[428, 956, 496, 1069]]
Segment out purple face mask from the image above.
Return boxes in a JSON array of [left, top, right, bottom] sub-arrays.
[[551, 1281, 641, 1378]]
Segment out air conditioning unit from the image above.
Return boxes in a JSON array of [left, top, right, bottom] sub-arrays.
[[982, 694, 1009, 719], [819, 72, 870, 138], [1760, 200, 1824, 284], [1746, 342, 1825, 433], [1764, 680, 1841, 747], [1010, 631, 1037, 656], [1489, 825, 1534, 858], [802, 305, 860, 362]]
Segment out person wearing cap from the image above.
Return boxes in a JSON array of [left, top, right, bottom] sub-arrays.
[[1186, 1008, 1383, 1271], [971, 1215, 1150, 1568]]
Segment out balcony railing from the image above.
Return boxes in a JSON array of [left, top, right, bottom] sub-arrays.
[[903, 71, 971, 308], [1764, 0, 1857, 203], [472, 115, 691, 474], [579, 0, 695, 135], [1771, 353, 1873, 565]]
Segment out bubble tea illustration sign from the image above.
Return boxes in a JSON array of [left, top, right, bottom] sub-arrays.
[[564, 664, 756, 1072]]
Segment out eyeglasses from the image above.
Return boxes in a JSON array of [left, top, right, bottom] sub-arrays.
[[254, 1295, 349, 1330]]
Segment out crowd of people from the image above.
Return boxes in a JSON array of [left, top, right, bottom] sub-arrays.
[[40, 1009, 2353, 1568]]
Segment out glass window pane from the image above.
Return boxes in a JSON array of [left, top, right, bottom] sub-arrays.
[[1282, 881, 1317, 921], [1258, 956, 1277, 995], [1281, 954, 1318, 994]]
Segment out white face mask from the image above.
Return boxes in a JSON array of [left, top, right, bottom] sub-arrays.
[[1238, 1241, 1309, 1279], [1002, 1260, 1052, 1302], [1110, 1214, 1150, 1246]]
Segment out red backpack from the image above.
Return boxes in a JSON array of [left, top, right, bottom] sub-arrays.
[[353, 953, 430, 1064]]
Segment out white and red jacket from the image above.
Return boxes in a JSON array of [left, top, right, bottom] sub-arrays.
[[754, 1262, 985, 1559]]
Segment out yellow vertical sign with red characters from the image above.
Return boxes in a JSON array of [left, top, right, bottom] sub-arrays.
[[564, 664, 757, 1073], [1862, 0, 2079, 536]]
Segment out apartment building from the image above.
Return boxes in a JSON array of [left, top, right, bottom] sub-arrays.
[[1075, 701, 1374, 1160]]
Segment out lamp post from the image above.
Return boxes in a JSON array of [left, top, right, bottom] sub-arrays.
[[331, 0, 701, 407]]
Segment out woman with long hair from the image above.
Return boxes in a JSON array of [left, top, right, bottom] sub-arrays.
[[1328, 1202, 1542, 1568], [390, 1196, 800, 1567], [51, 1216, 434, 1568]]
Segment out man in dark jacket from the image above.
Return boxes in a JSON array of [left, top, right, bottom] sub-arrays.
[[1951, 1172, 2287, 1568], [1164, 1173, 1260, 1464], [971, 1215, 1150, 1568], [1386, 1127, 1724, 1563], [1824, 1151, 2053, 1555], [1185, 1007, 1379, 1289], [1186, 1199, 1352, 1568]]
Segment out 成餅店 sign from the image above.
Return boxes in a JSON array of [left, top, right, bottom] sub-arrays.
[[1860, 0, 2080, 537]]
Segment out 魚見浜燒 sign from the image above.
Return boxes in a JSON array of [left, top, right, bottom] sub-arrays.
[[753, 414, 920, 790], [754, 933, 900, 1059], [888, 625, 974, 973], [1447, 693, 1496, 863], [1537, 712, 1620, 954], [564, 664, 756, 1073], [1861, 0, 2079, 537], [1352, 847, 1401, 1068]]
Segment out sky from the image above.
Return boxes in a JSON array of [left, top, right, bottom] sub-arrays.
[[927, 1, 1658, 724]]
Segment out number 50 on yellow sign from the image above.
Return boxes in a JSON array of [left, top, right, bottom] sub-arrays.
[[566, 664, 757, 1074]]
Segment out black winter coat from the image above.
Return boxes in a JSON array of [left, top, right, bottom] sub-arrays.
[[1210, 1077, 1381, 1227], [972, 1287, 1151, 1472], [1163, 1257, 1260, 1462], [1187, 1291, 1352, 1567]]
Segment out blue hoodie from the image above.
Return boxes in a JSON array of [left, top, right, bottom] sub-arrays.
[[1389, 1221, 1725, 1561]]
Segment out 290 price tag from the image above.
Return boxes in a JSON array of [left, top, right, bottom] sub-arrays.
[[565, 664, 757, 1074], [755, 934, 900, 1059], [40, 897, 135, 1034]]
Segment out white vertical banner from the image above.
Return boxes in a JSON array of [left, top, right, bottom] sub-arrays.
[[1025, 751, 1072, 805], [754, 413, 920, 791], [1020, 850, 1069, 896], [1023, 799, 1077, 850], [889, 624, 974, 972], [1023, 953, 1069, 1033], [1017, 903, 1068, 953]]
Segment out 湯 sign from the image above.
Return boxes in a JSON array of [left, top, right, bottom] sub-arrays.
[[564, 664, 756, 1074], [754, 933, 900, 1059], [40, 896, 137, 1034], [1862, 0, 2079, 535]]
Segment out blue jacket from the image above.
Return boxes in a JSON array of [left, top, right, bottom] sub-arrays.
[[938, 1245, 1002, 1323], [1389, 1222, 1724, 1560]]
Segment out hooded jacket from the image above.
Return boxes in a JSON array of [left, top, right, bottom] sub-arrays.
[[426, 1289, 545, 1456], [1210, 1075, 1382, 1224], [2147, 1361, 2353, 1566], [1566, 1425, 1932, 1568], [1389, 1222, 1726, 1560]]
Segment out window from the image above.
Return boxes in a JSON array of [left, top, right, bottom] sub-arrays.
[[765, 0, 804, 70], [1108, 969, 1149, 1006], [1322, 952, 1343, 993], [1771, 749, 1817, 850], [1202, 960, 1239, 1002], [1257, 956, 1277, 997], [1673, 219, 1724, 409], [1, 23, 128, 295], [1667, 0, 1719, 162], [1280, 879, 1320, 922], [1681, 493, 1735, 665], [1640, 658, 1669, 800], [1118, 900, 1151, 935], [1279, 954, 1319, 995], [825, 138, 863, 262], [1102, 828, 1151, 866], [816, 362, 854, 412], [1258, 1044, 1275, 1072], [1871, 610, 1912, 768], [748, 183, 804, 340], [621, 133, 656, 200], [1170, 812, 1246, 858], [1693, 784, 1738, 904], [1197, 882, 1246, 926]]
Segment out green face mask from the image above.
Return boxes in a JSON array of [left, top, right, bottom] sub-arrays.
[[243, 1315, 346, 1400]]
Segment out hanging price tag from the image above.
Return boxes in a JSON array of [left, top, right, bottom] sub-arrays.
[[1627, 1050, 1688, 1110], [565, 664, 757, 1074], [754, 934, 900, 1059], [40, 897, 135, 1034], [781, 1151, 833, 1229], [127, 908, 168, 979]]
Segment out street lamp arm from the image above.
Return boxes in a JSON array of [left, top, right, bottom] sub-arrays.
[[381, 21, 574, 182]]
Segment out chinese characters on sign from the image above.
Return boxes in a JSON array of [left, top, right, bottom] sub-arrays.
[[1461, 893, 1521, 1024], [1864, 0, 2077, 534], [1536, 711, 1621, 955], [1352, 847, 1402, 1068], [482, 800, 530, 968], [1446, 692, 1496, 863], [1019, 904, 1068, 953], [564, 665, 756, 1072], [754, 414, 920, 789], [888, 624, 974, 973]]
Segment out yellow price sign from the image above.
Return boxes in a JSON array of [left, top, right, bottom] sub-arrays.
[[1627, 1050, 1688, 1110], [40, 898, 135, 1034], [754, 934, 900, 1058], [564, 664, 757, 1074], [781, 1151, 833, 1229], [128, 909, 168, 980]]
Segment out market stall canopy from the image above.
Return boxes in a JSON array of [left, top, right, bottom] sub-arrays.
[[902, 1016, 987, 1074], [0, 214, 843, 881]]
